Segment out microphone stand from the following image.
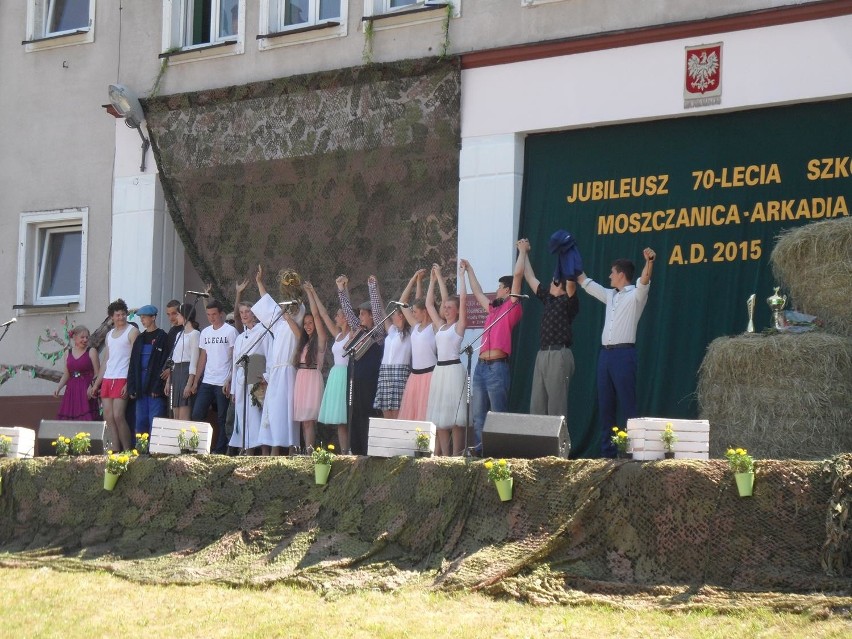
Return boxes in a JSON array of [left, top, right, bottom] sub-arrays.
[[458, 298, 525, 460]]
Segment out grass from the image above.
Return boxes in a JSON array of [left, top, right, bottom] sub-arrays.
[[2, 567, 850, 638]]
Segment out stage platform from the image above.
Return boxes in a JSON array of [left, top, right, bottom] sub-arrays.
[[0, 455, 849, 600]]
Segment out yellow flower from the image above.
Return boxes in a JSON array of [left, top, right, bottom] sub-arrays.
[[191, 426, 198, 433], [51, 441, 57, 447], [498, 459, 507, 467], [727, 448, 735, 456], [484, 461, 494, 469], [63, 437, 71, 443], [107, 450, 113, 455], [118, 455, 128, 464], [736, 448, 746, 455], [180, 429, 186, 434], [132, 449, 139, 456], [328, 444, 335, 451], [612, 426, 619, 432], [141, 433, 149, 440]]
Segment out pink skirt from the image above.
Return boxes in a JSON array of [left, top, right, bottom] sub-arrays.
[[293, 368, 324, 422], [397, 370, 433, 422]]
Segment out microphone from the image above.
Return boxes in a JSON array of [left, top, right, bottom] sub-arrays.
[[0, 318, 16, 328], [389, 301, 409, 309], [508, 294, 529, 299], [278, 300, 299, 307], [186, 290, 210, 298]]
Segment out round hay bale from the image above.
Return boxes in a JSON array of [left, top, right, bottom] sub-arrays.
[[771, 217, 852, 336], [698, 332, 852, 460]]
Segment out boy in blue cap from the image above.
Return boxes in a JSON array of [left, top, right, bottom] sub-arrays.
[[127, 305, 170, 436]]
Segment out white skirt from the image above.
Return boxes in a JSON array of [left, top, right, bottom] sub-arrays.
[[426, 362, 468, 429]]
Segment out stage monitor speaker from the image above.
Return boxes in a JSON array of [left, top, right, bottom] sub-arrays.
[[37, 420, 107, 456], [482, 412, 569, 459]]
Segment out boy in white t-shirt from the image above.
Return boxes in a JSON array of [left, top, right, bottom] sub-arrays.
[[190, 299, 238, 453]]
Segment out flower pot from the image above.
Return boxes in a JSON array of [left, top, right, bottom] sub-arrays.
[[494, 477, 513, 502], [180, 448, 194, 455], [103, 471, 120, 491], [616, 452, 633, 460], [414, 450, 432, 458], [315, 463, 332, 485], [735, 471, 754, 497], [664, 451, 675, 459]]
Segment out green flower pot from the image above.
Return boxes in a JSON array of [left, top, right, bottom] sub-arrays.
[[735, 471, 754, 497], [315, 463, 332, 485], [494, 477, 513, 502], [104, 471, 120, 491]]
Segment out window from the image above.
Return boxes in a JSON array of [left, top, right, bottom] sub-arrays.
[[17, 208, 88, 310], [24, 0, 95, 50], [267, 0, 341, 31], [363, 0, 459, 22], [163, 0, 244, 53]]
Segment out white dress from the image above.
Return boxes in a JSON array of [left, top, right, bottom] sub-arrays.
[[251, 294, 305, 448], [228, 322, 271, 450]]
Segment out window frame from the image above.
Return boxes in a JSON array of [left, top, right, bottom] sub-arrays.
[[23, 0, 95, 52], [258, 0, 347, 49], [17, 208, 88, 312], [362, 0, 459, 30], [162, 0, 245, 60]]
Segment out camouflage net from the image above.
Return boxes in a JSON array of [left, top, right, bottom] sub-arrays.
[[143, 57, 461, 310], [0, 455, 849, 609]]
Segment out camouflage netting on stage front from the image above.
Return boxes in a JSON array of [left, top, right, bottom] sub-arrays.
[[143, 57, 461, 308], [1, 456, 849, 604]]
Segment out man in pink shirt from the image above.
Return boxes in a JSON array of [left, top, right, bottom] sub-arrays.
[[461, 251, 525, 454]]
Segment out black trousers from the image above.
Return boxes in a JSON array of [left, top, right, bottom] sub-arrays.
[[350, 342, 383, 455]]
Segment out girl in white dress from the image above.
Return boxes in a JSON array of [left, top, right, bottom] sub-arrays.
[[425, 263, 469, 456]]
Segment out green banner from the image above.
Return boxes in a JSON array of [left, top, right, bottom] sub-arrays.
[[515, 98, 851, 458]]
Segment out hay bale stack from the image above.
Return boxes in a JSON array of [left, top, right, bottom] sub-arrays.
[[698, 332, 852, 459], [771, 217, 852, 336]]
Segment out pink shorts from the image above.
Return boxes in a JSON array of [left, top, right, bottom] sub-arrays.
[[100, 378, 127, 399]]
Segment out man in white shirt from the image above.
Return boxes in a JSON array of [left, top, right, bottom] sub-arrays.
[[578, 248, 656, 458], [191, 299, 238, 454]]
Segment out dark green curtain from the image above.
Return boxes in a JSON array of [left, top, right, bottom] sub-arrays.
[[513, 98, 852, 458]]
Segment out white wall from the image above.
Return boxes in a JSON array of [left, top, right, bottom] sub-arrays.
[[458, 15, 852, 283]]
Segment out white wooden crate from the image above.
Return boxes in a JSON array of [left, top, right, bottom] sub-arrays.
[[367, 418, 435, 457], [150, 418, 213, 454], [0, 426, 36, 459], [627, 417, 710, 461]]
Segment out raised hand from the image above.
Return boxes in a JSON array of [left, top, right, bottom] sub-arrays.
[[336, 275, 348, 290], [236, 277, 249, 294]]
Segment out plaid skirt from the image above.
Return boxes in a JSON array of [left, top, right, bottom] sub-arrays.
[[373, 364, 411, 411]]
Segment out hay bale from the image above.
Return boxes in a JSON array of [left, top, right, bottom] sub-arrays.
[[698, 332, 852, 459], [771, 217, 852, 336]]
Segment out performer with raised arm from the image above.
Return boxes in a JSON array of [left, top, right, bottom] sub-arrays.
[[369, 275, 411, 420], [252, 265, 305, 456], [337, 274, 384, 456], [292, 281, 327, 452], [315, 283, 355, 453], [462, 251, 524, 454], [228, 291, 271, 454], [577, 247, 656, 458], [517, 238, 580, 418], [397, 269, 438, 422], [425, 262, 468, 456]]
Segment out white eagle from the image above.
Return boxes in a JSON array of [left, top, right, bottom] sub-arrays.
[[687, 50, 719, 93]]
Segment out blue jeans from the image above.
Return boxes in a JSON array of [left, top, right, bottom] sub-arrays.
[[191, 383, 230, 454], [472, 359, 510, 452], [135, 395, 167, 437], [597, 347, 638, 458]]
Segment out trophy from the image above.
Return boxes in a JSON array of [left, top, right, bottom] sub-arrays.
[[746, 294, 756, 333], [766, 287, 787, 330]]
